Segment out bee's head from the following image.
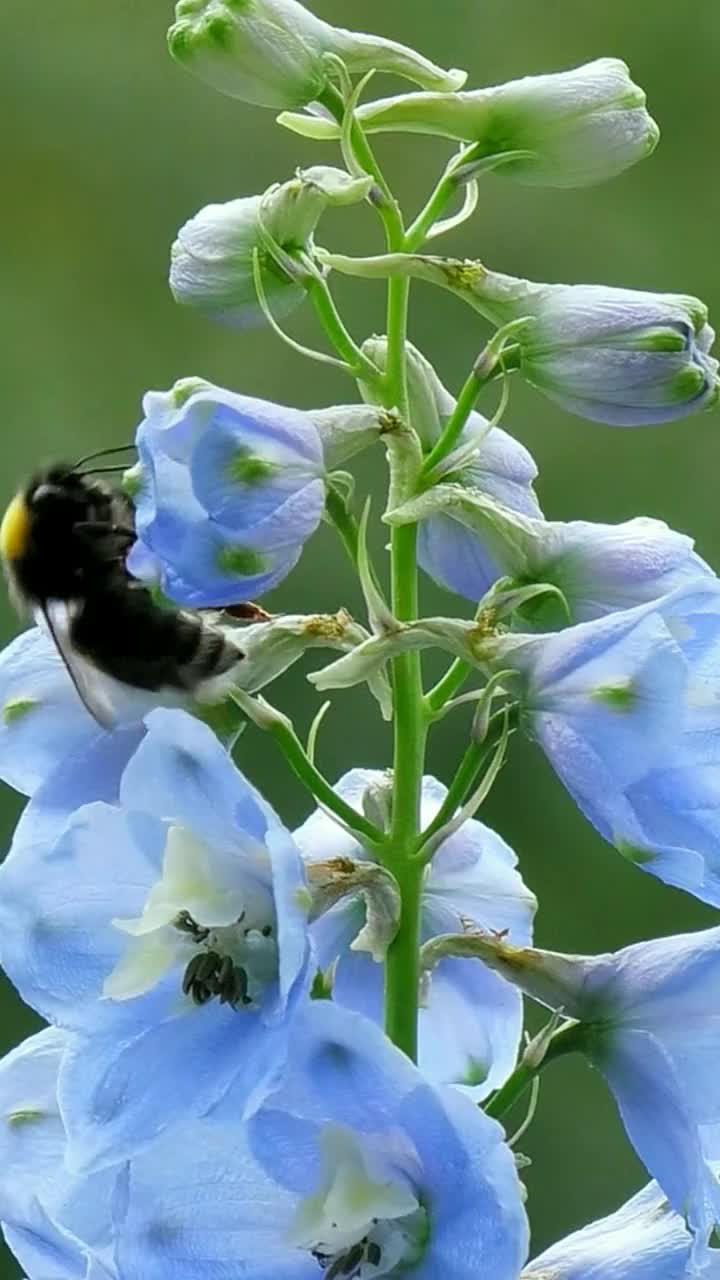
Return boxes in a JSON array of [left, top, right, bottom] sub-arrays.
[[1, 467, 112, 565]]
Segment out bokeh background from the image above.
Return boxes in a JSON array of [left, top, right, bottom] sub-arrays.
[[2, 1, 720, 1273]]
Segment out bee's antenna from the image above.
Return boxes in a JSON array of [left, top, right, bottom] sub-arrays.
[[72, 443, 137, 471], [75, 464, 135, 477]]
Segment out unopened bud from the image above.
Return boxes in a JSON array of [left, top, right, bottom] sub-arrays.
[[168, 0, 465, 111]]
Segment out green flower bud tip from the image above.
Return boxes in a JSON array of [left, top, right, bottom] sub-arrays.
[[217, 545, 268, 576], [628, 326, 688, 354], [169, 13, 234, 58], [616, 839, 657, 866], [228, 446, 278, 486], [172, 377, 209, 407], [460, 1057, 489, 1087], [2, 697, 37, 725], [670, 366, 708, 402], [592, 678, 637, 710]]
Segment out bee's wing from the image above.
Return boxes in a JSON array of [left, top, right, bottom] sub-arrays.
[[37, 602, 116, 730]]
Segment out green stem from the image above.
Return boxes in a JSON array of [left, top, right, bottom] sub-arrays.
[[382, 862, 424, 1058], [318, 84, 404, 250], [406, 142, 484, 251], [420, 364, 488, 480], [483, 1059, 538, 1121], [424, 657, 472, 716], [325, 486, 360, 567], [484, 1020, 584, 1120], [265, 714, 385, 850], [322, 77, 426, 1063], [306, 275, 380, 384], [413, 736, 486, 857]]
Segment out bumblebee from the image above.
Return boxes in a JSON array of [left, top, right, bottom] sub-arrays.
[[0, 456, 244, 728]]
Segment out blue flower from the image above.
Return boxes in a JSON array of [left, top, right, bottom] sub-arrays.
[[523, 1180, 711, 1279], [130, 378, 326, 606], [294, 770, 536, 1096], [0, 1027, 118, 1280], [417, 416, 543, 602], [0, 627, 154, 798], [494, 579, 720, 905], [362, 336, 543, 601], [0, 708, 312, 1171], [413, 473, 712, 618], [117, 1002, 529, 1280], [483, 927, 720, 1259], [473, 274, 720, 426]]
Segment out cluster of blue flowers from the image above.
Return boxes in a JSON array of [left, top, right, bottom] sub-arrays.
[[2, 2, 720, 1278]]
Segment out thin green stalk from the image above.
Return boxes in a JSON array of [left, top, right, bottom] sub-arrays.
[[325, 486, 360, 567], [484, 1020, 585, 1120], [424, 657, 472, 716], [306, 275, 380, 383], [264, 714, 384, 850], [420, 364, 487, 479], [413, 736, 486, 857], [318, 84, 404, 250], [483, 1059, 538, 1121], [406, 142, 484, 250]]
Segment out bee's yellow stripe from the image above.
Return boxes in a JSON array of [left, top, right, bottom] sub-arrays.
[[0, 494, 31, 561]]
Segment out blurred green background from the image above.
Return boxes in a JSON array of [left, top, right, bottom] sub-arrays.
[[1, 1, 719, 1274]]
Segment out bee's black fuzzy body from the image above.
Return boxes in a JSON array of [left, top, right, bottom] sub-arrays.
[[1, 464, 243, 717]]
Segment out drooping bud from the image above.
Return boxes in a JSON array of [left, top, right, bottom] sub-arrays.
[[286, 58, 659, 189], [348, 256, 720, 427], [168, 0, 465, 111], [170, 165, 370, 328]]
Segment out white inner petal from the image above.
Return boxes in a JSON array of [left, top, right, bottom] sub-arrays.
[[288, 1126, 425, 1277], [102, 824, 276, 1005]]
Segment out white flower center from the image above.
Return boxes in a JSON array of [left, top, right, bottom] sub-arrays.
[[102, 824, 277, 1010], [289, 1127, 427, 1278]]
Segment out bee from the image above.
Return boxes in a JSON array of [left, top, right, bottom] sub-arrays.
[[0, 449, 245, 728]]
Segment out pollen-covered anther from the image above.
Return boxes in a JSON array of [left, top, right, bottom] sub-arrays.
[[175, 908, 277, 1012]]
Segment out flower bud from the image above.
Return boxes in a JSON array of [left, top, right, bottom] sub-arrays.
[[409, 261, 719, 426], [168, 0, 465, 111], [129, 378, 326, 606], [363, 337, 541, 599], [317, 58, 659, 188], [170, 165, 370, 328]]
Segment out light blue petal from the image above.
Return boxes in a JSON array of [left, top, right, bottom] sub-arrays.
[[598, 1028, 720, 1246], [59, 1010, 288, 1174], [190, 408, 323, 532], [249, 1003, 421, 1157], [417, 958, 523, 1097], [120, 708, 270, 846], [3, 1206, 96, 1280], [266, 827, 312, 1022], [523, 1180, 698, 1280], [0, 629, 141, 797], [0, 1028, 117, 1258], [8, 726, 142, 858], [419, 513, 507, 601], [462, 419, 542, 519], [0, 804, 168, 1036], [117, 1120, 313, 1280], [400, 1084, 529, 1280]]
